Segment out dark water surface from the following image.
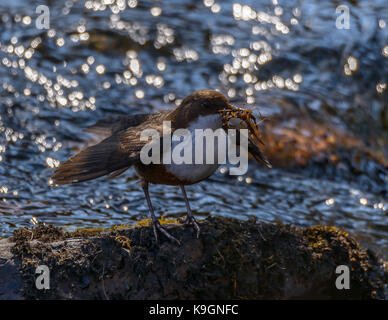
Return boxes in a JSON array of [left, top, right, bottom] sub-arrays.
[[0, 0, 387, 260]]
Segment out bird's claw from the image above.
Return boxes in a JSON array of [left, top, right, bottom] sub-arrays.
[[153, 220, 181, 245], [181, 215, 200, 238]]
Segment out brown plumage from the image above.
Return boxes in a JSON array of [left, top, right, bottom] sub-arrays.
[[52, 110, 171, 184], [52, 89, 271, 244], [52, 90, 233, 185]]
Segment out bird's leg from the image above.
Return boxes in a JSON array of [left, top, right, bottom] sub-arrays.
[[180, 185, 200, 238], [141, 180, 180, 245]]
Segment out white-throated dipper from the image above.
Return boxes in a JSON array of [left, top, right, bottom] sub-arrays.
[[52, 90, 271, 244]]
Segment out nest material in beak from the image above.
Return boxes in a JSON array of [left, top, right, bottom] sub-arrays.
[[219, 106, 272, 168]]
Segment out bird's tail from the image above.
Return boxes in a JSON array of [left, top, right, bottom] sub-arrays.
[[52, 135, 130, 185]]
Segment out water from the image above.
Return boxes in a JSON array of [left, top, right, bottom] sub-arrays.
[[0, 0, 387, 260]]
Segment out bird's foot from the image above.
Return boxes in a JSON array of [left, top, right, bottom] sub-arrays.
[[179, 215, 200, 238], [152, 220, 181, 245]]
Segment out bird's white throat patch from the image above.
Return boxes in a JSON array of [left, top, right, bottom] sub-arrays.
[[187, 114, 223, 130], [164, 114, 223, 182], [139, 114, 249, 177]]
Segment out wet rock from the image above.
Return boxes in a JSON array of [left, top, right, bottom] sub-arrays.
[[261, 113, 388, 195], [0, 217, 386, 300]]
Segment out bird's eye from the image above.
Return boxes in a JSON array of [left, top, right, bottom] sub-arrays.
[[202, 100, 212, 108]]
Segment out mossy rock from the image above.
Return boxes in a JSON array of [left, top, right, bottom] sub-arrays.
[[0, 216, 386, 299]]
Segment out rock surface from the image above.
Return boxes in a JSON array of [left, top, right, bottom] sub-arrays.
[[0, 216, 386, 299]]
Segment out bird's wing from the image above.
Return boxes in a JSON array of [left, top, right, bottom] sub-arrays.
[[52, 111, 171, 185], [83, 113, 150, 136]]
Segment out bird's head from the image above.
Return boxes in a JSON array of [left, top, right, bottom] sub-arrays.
[[175, 89, 232, 118], [172, 89, 271, 168]]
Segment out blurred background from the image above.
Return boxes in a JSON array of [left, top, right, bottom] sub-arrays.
[[0, 0, 387, 260]]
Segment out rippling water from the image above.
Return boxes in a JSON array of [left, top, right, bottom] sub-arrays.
[[0, 0, 387, 260]]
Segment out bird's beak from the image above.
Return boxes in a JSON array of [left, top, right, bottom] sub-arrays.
[[221, 106, 272, 169], [245, 117, 271, 168], [248, 135, 272, 168]]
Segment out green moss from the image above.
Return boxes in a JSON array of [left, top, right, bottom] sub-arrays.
[[304, 225, 349, 250], [69, 217, 180, 237], [110, 224, 132, 231], [133, 217, 179, 227], [114, 233, 132, 250]]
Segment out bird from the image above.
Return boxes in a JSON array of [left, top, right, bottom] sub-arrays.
[[52, 90, 271, 244]]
